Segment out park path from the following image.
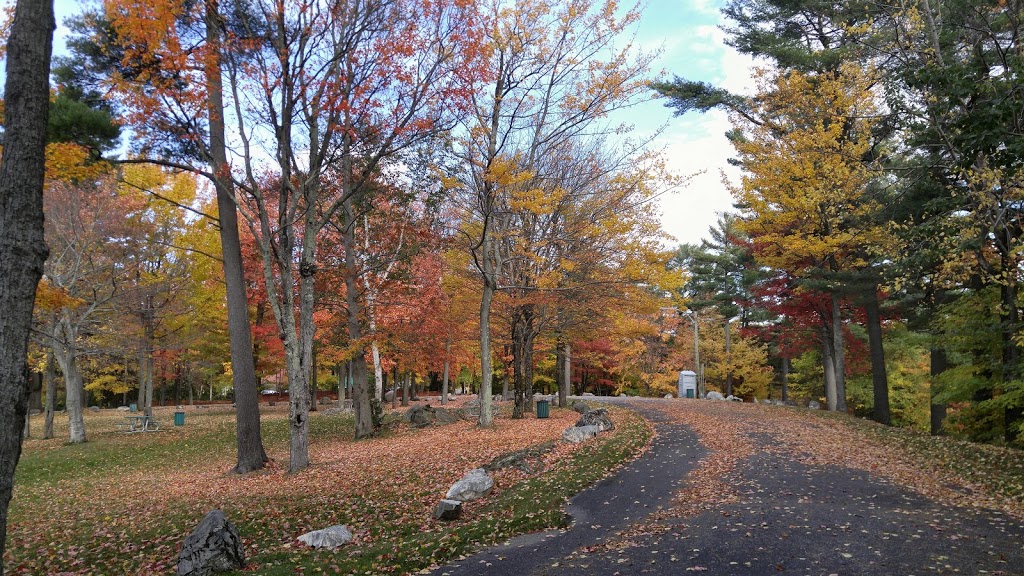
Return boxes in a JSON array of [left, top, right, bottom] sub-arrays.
[[430, 397, 1024, 576]]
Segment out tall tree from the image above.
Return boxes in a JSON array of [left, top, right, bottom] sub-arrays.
[[0, 1, 55, 572], [65, 0, 270, 472]]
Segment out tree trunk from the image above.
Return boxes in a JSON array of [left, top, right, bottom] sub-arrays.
[[724, 320, 733, 397], [864, 290, 891, 425], [821, 321, 838, 411], [309, 345, 318, 412], [555, 340, 565, 407], [0, 8, 53, 568], [43, 351, 55, 439], [562, 342, 571, 406], [204, 0, 267, 474], [478, 269, 495, 427], [831, 294, 848, 412], [1002, 280, 1022, 442], [441, 340, 450, 405], [401, 372, 410, 407], [780, 356, 789, 403], [930, 348, 948, 435], [512, 319, 524, 418]]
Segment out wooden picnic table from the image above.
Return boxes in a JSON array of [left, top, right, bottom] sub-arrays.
[[119, 415, 161, 432]]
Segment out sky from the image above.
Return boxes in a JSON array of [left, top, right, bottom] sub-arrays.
[[48, 0, 755, 248]]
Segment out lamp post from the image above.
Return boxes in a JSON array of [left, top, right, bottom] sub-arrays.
[[681, 310, 701, 398]]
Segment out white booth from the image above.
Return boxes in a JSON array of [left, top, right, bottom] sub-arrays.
[[678, 370, 697, 398]]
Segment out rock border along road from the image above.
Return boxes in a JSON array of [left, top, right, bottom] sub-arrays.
[[431, 397, 1024, 576]]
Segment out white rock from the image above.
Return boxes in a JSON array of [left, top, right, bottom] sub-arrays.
[[297, 525, 352, 549], [445, 468, 494, 502], [582, 392, 595, 396], [664, 393, 674, 399], [706, 391, 726, 401], [725, 395, 742, 402], [562, 425, 600, 443], [808, 400, 822, 410]]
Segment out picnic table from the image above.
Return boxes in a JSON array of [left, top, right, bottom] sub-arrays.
[[118, 415, 161, 432]]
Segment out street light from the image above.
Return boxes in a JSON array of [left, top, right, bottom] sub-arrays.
[[680, 310, 701, 398]]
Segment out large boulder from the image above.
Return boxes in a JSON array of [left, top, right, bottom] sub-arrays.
[[433, 407, 459, 425], [406, 405, 435, 428], [575, 408, 614, 432], [563, 425, 600, 443], [570, 401, 590, 414], [297, 525, 352, 549], [725, 395, 742, 402], [445, 468, 494, 502], [705, 391, 726, 401], [433, 499, 462, 521], [808, 400, 822, 410], [176, 510, 245, 576]]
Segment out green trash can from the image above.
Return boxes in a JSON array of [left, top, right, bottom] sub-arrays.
[[174, 411, 185, 426], [129, 403, 137, 412], [536, 399, 550, 418], [686, 389, 695, 399]]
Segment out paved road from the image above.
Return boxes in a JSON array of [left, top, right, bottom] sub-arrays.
[[431, 398, 1024, 576]]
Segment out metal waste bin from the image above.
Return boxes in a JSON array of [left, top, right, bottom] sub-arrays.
[[686, 389, 695, 399], [174, 411, 185, 426], [129, 403, 137, 412], [536, 399, 550, 418]]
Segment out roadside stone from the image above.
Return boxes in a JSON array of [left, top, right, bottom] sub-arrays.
[[433, 407, 458, 425], [576, 408, 614, 432], [571, 401, 591, 414], [89, 406, 100, 412], [563, 425, 601, 443], [296, 525, 352, 549], [384, 389, 395, 402], [706, 391, 726, 401], [406, 405, 436, 428], [725, 395, 742, 402], [664, 393, 673, 399], [808, 400, 822, 410], [176, 510, 245, 576], [433, 499, 463, 521], [445, 468, 494, 502], [484, 442, 555, 474], [117, 406, 130, 411]]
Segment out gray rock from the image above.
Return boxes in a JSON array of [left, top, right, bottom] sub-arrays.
[[785, 400, 798, 407], [570, 401, 590, 414], [582, 392, 595, 396], [563, 425, 601, 443], [433, 499, 462, 521], [575, 408, 614, 432], [406, 405, 435, 428], [725, 395, 742, 402], [116, 406, 130, 411], [384, 389, 395, 402], [445, 468, 494, 502], [808, 400, 822, 410], [433, 407, 458, 425], [89, 406, 100, 412], [176, 510, 245, 576], [705, 391, 726, 401], [664, 393, 674, 399], [296, 525, 352, 549]]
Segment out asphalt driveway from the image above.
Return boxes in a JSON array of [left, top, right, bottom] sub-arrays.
[[431, 398, 1024, 576]]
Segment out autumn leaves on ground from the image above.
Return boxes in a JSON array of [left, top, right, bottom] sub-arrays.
[[10, 399, 1024, 575], [6, 401, 650, 575]]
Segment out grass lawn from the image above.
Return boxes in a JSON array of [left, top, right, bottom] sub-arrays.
[[6, 400, 651, 575]]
